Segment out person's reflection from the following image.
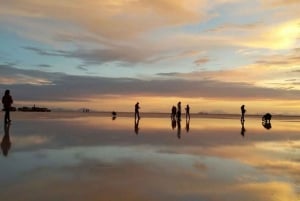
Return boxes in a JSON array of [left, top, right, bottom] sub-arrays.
[[171, 118, 176, 130], [185, 118, 190, 133], [177, 119, 181, 139], [262, 121, 272, 130], [1, 122, 11, 157], [134, 118, 140, 135], [240, 121, 246, 137]]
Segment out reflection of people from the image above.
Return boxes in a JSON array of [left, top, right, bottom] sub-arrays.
[[240, 105, 246, 123], [171, 118, 176, 130], [177, 119, 181, 139], [134, 118, 140, 135], [135, 102, 140, 120], [240, 121, 246, 137], [112, 111, 117, 120], [186, 118, 190, 132], [262, 121, 272, 130], [1, 122, 11, 157], [177, 102, 181, 120], [2, 89, 13, 124], [185, 104, 190, 120]]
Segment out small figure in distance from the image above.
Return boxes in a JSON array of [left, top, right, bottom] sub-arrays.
[[177, 101, 181, 121], [185, 104, 190, 120], [135, 102, 140, 120], [112, 111, 117, 120], [262, 113, 272, 130], [2, 89, 13, 124], [171, 105, 177, 120], [240, 105, 246, 123], [262, 113, 272, 123]]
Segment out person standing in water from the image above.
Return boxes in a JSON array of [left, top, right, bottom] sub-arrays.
[[185, 104, 190, 120], [240, 105, 246, 123], [177, 101, 181, 120], [2, 90, 13, 124], [135, 102, 140, 120]]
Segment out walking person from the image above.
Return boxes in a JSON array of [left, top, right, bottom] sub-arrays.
[[135, 102, 140, 120], [2, 90, 13, 124], [240, 105, 246, 123], [185, 104, 190, 120], [177, 101, 181, 120]]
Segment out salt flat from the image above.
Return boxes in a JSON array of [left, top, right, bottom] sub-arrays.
[[0, 112, 300, 201]]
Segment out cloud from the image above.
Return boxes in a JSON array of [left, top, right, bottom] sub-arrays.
[[0, 64, 56, 86], [37, 64, 52, 68], [0, 0, 205, 40], [2, 65, 300, 104], [194, 57, 210, 66]]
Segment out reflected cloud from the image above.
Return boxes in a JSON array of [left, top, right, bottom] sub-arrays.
[[1, 115, 300, 200]]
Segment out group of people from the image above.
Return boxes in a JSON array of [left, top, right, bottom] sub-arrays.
[[171, 102, 190, 121], [134, 101, 191, 121]]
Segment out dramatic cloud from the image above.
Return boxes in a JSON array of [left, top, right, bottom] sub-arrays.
[[2, 66, 300, 104]]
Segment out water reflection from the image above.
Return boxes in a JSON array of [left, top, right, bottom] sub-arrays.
[[134, 118, 140, 135], [240, 121, 246, 137], [177, 119, 181, 139], [1, 122, 11, 157], [262, 121, 272, 130], [185, 118, 190, 133], [1, 114, 300, 201], [171, 118, 176, 130]]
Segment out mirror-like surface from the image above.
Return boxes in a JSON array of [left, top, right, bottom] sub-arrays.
[[1, 112, 300, 201]]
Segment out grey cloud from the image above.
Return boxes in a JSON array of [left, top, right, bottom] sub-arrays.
[[23, 45, 159, 65], [194, 57, 209, 66], [2, 66, 300, 102], [23, 46, 69, 57], [38, 64, 52, 68], [156, 72, 181, 77]]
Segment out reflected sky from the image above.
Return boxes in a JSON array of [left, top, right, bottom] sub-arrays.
[[0, 113, 300, 201]]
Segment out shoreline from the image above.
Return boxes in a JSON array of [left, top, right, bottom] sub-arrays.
[[4, 110, 300, 120]]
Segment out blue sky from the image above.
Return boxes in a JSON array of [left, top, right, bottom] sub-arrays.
[[0, 0, 300, 114]]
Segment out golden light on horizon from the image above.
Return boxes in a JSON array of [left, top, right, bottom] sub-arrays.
[[16, 96, 300, 115]]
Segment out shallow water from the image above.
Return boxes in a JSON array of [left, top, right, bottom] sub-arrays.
[[0, 113, 300, 201]]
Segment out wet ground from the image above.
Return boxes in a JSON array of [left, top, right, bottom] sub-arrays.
[[0, 112, 300, 201]]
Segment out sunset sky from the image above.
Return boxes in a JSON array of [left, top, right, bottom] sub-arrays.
[[0, 0, 300, 114]]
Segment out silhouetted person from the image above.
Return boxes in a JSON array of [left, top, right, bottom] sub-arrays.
[[177, 101, 181, 121], [240, 105, 246, 123], [1, 122, 11, 157], [171, 105, 177, 120], [134, 118, 140, 135], [177, 118, 181, 139], [240, 121, 246, 137], [135, 102, 140, 120], [185, 104, 190, 120], [186, 118, 190, 133], [262, 113, 272, 123], [2, 90, 13, 124], [112, 111, 117, 120]]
